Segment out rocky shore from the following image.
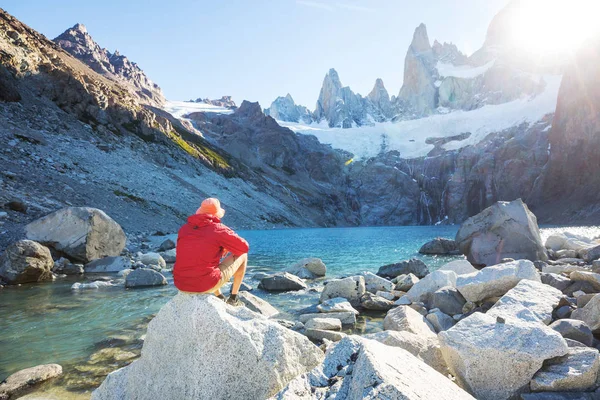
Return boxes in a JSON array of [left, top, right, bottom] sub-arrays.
[[2, 199, 600, 399]]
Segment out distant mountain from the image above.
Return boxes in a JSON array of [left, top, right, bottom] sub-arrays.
[[188, 96, 236, 109], [54, 23, 165, 106], [264, 94, 312, 124]]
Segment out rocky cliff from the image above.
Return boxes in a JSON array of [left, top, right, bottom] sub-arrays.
[[264, 93, 312, 123], [188, 95, 236, 108], [54, 23, 165, 106]]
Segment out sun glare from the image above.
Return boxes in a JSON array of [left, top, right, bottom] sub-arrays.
[[509, 0, 600, 54]]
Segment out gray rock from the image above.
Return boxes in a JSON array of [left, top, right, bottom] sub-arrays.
[[259, 272, 307, 292], [455, 199, 548, 266], [395, 295, 412, 305], [160, 249, 176, 263], [25, 207, 126, 263], [85, 256, 131, 273], [320, 276, 365, 307], [521, 391, 600, 400], [426, 310, 455, 332], [304, 329, 346, 342], [377, 258, 429, 278], [572, 294, 600, 332], [439, 312, 568, 400], [125, 268, 167, 288], [359, 271, 394, 293], [395, 273, 420, 291], [239, 282, 253, 292], [438, 259, 478, 275], [138, 252, 166, 269], [487, 279, 563, 324], [359, 292, 395, 311], [456, 259, 540, 303], [419, 237, 458, 255], [0, 363, 62, 399], [570, 271, 600, 291], [577, 294, 595, 309], [299, 312, 356, 326], [383, 305, 436, 337], [305, 318, 342, 331], [0, 240, 53, 284], [406, 270, 457, 302], [375, 290, 395, 300], [91, 294, 323, 400], [288, 258, 326, 279], [580, 245, 600, 263], [317, 297, 359, 315], [554, 305, 574, 320], [53, 257, 84, 275], [550, 319, 594, 347], [556, 249, 579, 259], [427, 286, 466, 315], [541, 272, 572, 291], [530, 348, 600, 392], [158, 238, 175, 252], [238, 291, 279, 318]]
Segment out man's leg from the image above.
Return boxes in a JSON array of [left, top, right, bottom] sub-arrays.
[[230, 253, 248, 296]]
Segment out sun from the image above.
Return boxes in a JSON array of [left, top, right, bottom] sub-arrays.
[[509, 0, 600, 54]]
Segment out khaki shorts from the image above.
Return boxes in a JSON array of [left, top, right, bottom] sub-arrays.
[[181, 254, 246, 295]]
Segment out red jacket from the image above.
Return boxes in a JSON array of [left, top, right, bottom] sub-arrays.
[[173, 214, 249, 292]]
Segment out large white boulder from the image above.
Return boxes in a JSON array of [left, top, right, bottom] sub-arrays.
[[406, 270, 457, 302], [383, 305, 436, 338], [287, 258, 326, 279], [273, 336, 475, 400], [25, 207, 126, 263], [455, 199, 547, 266], [92, 294, 323, 400], [359, 271, 394, 293], [487, 279, 563, 325], [238, 291, 279, 317], [363, 330, 447, 374], [320, 276, 365, 307], [438, 260, 478, 275], [317, 297, 359, 315], [455, 259, 540, 303], [530, 348, 600, 392], [439, 312, 568, 400], [0, 240, 53, 284]]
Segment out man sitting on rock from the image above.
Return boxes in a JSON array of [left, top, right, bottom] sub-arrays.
[[174, 198, 249, 306]]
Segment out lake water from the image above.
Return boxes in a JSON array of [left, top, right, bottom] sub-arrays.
[[1, 224, 598, 398]]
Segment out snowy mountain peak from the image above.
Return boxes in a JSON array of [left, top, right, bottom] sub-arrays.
[[368, 78, 389, 103], [264, 93, 313, 124], [410, 23, 431, 53]]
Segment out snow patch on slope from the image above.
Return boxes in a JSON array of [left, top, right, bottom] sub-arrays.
[[164, 100, 234, 118], [436, 59, 496, 78], [281, 74, 562, 160]]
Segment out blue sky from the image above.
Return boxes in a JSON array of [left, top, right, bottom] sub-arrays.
[[4, 0, 509, 108]]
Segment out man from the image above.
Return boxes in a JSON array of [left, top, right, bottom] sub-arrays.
[[173, 198, 249, 306]]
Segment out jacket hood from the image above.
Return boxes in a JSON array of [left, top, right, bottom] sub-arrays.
[[187, 213, 221, 227]]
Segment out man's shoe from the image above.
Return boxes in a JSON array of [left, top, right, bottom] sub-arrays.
[[216, 294, 226, 301], [226, 295, 244, 307]]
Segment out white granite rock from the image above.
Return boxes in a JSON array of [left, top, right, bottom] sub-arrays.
[[406, 270, 457, 302], [438, 259, 478, 275], [530, 348, 600, 392], [383, 305, 436, 338], [305, 318, 342, 331], [359, 271, 394, 293], [570, 270, 600, 291], [317, 297, 359, 315], [572, 294, 600, 331], [238, 291, 279, 317], [320, 276, 365, 307]]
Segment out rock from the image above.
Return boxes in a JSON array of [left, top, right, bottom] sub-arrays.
[[554, 305, 574, 320], [359, 292, 395, 311], [305, 318, 342, 331], [406, 270, 457, 302], [439, 312, 568, 400], [395, 295, 412, 305], [117, 269, 133, 278], [363, 330, 447, 374], [0, 240, 53, 284], [438, 259, 478, 275], [530, 348, 600, 392], [545, 232, 598, 253], [426, 310, 455, 332], [543, 264, 589, 275], [62, 262, 84, 275], [5, 200, 27, 213], [564, 281, 600, 297], [555, 249, 579, 259], [299, 312, 356, 326], [577, 294, 595, 308], [419, 237, 458, 254], [572, 294, 600, 332], [521, 392, 600, 400], [456, 259, 540, 303], [487, 279, 563, 324], [238, 291, 279, 317], [455, 199, 548, 266], [239, 282, 253, 291], [85, 256, 131, 273], [377, 258, 429, 278], [314, 336, 475, 400], [383, 305, 436, 337], [320, 276, 365, 307], [570, 271, 600, 291], [138, 252, 166, 269], [304, 329, 346, 342], [161, 249, 176, 263], [0, 364, 62, 399], [25, 207, 126, 263], [428, 286, 466, 315], [72, 280, 114, 290], [541, 272, 572, 291], [395, 273, 420, 291], [375, 290, 395, 300], [359, 271, 394, 293], [91, 294, 323, 399], [259, 273, 307, 292], [288, 258, 326, 278], [549, 319, 594, 347], [157, 238, 175, 252], [410, 302, 428, 316], [317, 297, 359, 315], [125, 268, 167, 288]]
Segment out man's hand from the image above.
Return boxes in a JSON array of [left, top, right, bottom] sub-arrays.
[[222, 248, 229, 258]]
